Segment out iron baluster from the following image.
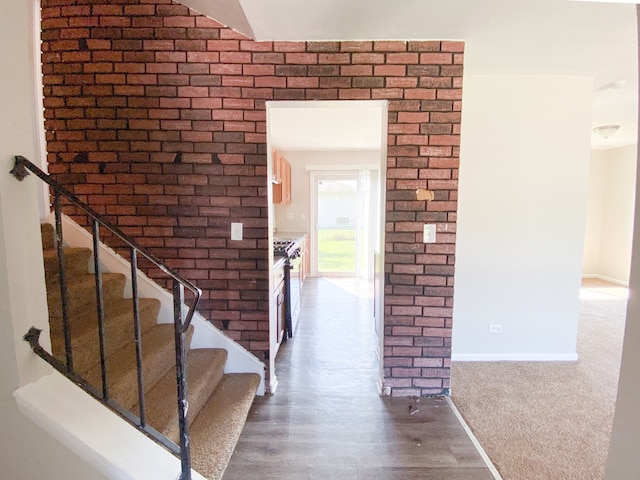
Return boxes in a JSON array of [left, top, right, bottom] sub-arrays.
[[173, 280, 191, 480], [92, 219, 109, 400], [130, 248, 146, 427], [54, 193, 73, 371]]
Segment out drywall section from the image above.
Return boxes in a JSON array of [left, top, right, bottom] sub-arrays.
[[604, 8, 640, 464], [598, 145, 637, 283], [453, 75, 592, 360], [0, 1, 107, 478], [582, 149, 607, 276], [273, 150, 380, 233]]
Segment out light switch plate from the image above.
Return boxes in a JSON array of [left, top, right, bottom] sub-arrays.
[[231, 222, 243, 241], [423, 224, 436, 243]]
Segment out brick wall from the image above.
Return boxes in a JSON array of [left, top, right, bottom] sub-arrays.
[[40, 0, 463, 396]]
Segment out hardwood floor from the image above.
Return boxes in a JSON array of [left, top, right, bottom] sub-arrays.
[[223, 277, 494, 479]]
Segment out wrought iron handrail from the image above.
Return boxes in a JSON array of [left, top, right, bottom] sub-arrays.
[[11, 155, 201, 480]]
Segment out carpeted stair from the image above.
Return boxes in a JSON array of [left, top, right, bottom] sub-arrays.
[[41, 223, 260, 479]]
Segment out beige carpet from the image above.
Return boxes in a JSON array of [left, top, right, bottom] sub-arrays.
[[451, 282, 627, 480]]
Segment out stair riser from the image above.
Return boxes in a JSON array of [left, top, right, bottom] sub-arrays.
[[41, 223, 55, 250], [47, 274, 126, 320], [44, 249, 93, 282], [50, 301, 161, 373]]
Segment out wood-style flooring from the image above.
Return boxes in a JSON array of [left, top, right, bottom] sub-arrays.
[[223, 277, 494, 480]]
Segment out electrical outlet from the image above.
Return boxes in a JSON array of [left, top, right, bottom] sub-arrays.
[[489, 324, 503, 334], [286, 212, 294, 220], [423, 224, 436, 243]]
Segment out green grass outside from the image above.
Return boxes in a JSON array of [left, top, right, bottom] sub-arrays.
[[318, 229, 356, 272]]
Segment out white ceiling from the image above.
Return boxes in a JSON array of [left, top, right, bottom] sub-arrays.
[[182, 0, 639, 150]]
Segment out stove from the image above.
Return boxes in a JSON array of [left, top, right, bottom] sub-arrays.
[[273, 238, 302, 340], [273, 239, 298, 258]]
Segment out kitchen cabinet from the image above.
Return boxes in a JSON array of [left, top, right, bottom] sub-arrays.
[[272, 149, 291, 205], [271, 149, 283, 184]]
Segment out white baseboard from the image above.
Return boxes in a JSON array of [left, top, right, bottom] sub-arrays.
[[452, 352, 579, 362], [582, 274, 629, 287]]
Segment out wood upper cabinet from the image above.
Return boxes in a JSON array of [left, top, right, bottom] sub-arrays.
[[272, 149, 291, 204], [271, 149, 282, 184]]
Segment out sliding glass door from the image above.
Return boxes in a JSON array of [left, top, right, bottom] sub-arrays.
[[311, 171, 375, 278]]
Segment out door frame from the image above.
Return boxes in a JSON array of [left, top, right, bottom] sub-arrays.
[[266, 100, 388, 394]]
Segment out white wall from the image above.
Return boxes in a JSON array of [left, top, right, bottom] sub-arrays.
[[582, 150, 607, 275], [598, 145, 637, 283], [0, 1, 106, 478], [452, 75, 593, 360], [604, 148, 640, 477], [273, 150, 380, 233]]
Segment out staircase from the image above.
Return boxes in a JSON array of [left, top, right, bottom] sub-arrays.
[[41, 222, 259, 480]]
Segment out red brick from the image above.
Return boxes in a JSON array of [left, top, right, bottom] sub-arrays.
[[408, 41, 441, 52], [287, 77, 319, 88], [341, 41, 373, 52], [387, 77, 418, 88], [251, 52, 285, 64], [405, 89, 436, 100], [352, 53, 385, 64], [338, 89, 371, 100], [420, 53, 453, 64], [338, 65, 371, 77], [374, 41, 407, 52], [428, 135, 460, 146], [442, 41, 465, 53], [285, 53, 318, 64], [273, 42, 306, 52], [318, 53, 350, 64], [243, 64, 275, 76], [187, 51, 220, 63]]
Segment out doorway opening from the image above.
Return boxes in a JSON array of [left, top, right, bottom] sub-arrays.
[[266, 100, 388, 394]]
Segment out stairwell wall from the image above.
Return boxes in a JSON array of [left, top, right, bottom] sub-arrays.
[[40, 0, 463, 396], [0, 0, 108, 477]]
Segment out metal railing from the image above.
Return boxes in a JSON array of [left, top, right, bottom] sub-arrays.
[[12, 155, 201, 480]]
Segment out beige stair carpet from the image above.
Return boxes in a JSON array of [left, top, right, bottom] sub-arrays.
[[40, 223, 260, 479]]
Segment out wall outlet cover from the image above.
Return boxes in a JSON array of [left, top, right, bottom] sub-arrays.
[[423, 224, 436, 243], [231, 222, 243, 241]]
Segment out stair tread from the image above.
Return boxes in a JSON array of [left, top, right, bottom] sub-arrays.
[[141, 348, 228, 444], [190, 373, 261, 480], [81, 324, 190, 409], [46, 272, 127, 321], [46, 271, 125, 290]]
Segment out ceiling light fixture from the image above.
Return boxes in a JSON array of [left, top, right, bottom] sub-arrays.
[[593, 125, 621, 139]]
